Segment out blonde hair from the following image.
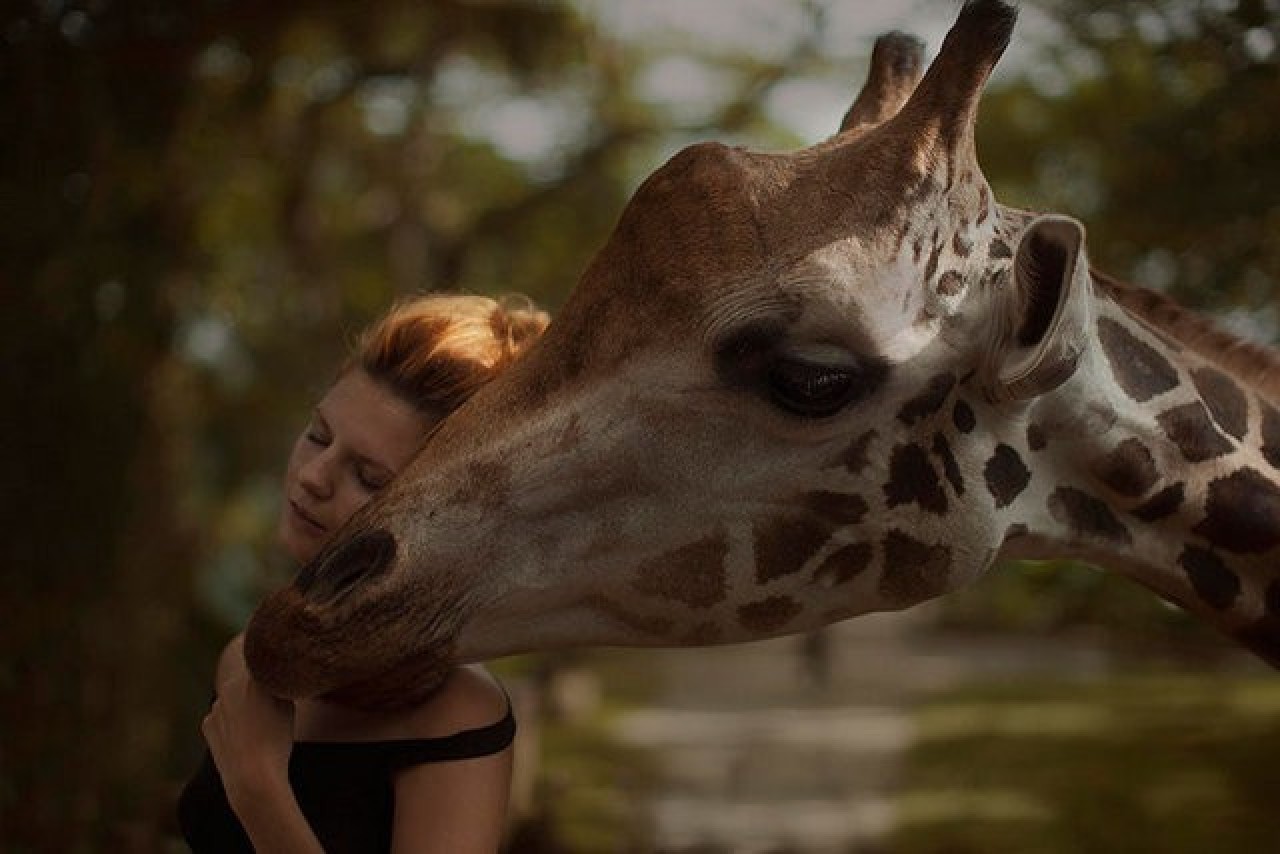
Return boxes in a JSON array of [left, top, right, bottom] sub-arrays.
[[348, 294, 549, 416]]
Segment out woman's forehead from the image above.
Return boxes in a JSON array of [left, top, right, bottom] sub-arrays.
[[318, 370, 434, 468]]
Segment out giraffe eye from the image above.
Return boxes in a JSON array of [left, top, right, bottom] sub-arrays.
[[767, 357, 858, 417]]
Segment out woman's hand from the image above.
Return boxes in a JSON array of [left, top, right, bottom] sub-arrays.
[[201, 640, 296, 806], [197, 636, 326, 853]]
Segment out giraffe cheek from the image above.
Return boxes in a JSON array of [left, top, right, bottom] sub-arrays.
[[1193, 468, 1280, 554], [1090, 438, 1159, 499], [877, 529, 955, 607], [811, 542, 875, 590], [876, 515, 1003, 612], [630, 534, 731, 609]]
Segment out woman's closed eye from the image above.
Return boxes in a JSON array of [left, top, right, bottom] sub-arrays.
[[356, 464, 393, 493], [305, 415, 332, 446]]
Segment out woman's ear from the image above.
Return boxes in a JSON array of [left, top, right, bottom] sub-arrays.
[[980, 214, 1094, 403]]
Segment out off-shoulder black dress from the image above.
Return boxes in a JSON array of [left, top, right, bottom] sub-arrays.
[[177, 704, 515, 853]]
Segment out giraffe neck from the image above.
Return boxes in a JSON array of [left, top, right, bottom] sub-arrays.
[[997, 275, 1280, 663]]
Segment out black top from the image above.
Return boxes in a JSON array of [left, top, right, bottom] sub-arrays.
[[177, 704, 515, 853]]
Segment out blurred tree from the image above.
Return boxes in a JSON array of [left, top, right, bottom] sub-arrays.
[[0, 0, 830, 849], [979, 0, 1280, 328], [1, 1, 231, 847]]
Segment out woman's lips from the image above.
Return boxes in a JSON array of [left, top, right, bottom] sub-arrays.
[[289, 500, 326, 535]]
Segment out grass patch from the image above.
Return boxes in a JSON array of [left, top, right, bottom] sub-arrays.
[[892, 674, 1280, 853], [496, 651, 659, 852], [531, 710, 656, 852]]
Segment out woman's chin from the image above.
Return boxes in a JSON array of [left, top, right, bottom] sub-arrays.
[[278, 520, 321, 567]]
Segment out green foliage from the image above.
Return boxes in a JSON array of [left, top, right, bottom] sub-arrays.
[[936, 560, 1227, 656], [893, 675, 1280, 853], [0, 1, 833, 847], [493, 652, 659, 852], [979, 0, 1280, 321], [520, 711, 655, 853]]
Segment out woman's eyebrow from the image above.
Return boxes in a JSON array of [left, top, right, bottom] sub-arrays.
[[353, 453, 394, 476], [310, 405, 394, 474]]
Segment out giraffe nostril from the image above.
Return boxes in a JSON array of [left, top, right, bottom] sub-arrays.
[[296, 528, 397, 603]]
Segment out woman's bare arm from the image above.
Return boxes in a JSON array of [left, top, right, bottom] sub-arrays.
[[202, 635, 325, 854], [390, 666, 515, 853], [391, 747, 514, 853]]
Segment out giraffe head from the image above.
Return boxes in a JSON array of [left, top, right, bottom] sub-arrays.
[[246, 0, 1094, 710]]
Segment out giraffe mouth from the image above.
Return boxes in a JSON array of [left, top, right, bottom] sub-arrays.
[[319, 650, 456, 712], [243, 576, 466, 710]]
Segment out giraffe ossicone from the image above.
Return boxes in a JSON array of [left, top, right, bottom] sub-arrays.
[[246, 0, 1280, 712]]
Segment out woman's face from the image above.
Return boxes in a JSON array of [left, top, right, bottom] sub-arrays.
[[278, 369, 433, 565]]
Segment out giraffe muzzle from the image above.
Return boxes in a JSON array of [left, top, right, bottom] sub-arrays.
[[295, 528, 397, 604]]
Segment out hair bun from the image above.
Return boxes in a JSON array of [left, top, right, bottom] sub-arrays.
[[492, 296, 551, 358], [353, 291, 549, 416]]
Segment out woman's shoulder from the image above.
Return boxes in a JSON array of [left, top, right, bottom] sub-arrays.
[[400, 665, 510, 740], [213, 633, 248, 685]]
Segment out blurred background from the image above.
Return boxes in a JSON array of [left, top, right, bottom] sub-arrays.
[[2, 0, 1279, 851]]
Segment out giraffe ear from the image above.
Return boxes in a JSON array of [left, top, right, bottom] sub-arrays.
[[981, 214, 1095, 403]]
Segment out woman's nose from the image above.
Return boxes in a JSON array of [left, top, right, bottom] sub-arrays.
[[298, 451, 336, 499]]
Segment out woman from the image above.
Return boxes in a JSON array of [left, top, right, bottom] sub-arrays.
[[178, 294, 549, 853]]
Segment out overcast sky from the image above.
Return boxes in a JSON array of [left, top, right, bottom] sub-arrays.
[[447, 2, 1059, 171], [579, 0, 1055, 141]]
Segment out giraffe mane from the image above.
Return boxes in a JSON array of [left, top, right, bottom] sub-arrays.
[[1092, 267, 1280, 404]]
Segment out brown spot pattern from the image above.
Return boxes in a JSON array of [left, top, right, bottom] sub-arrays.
[[633, 535, 729, 609], [1049, 487, 1132, 546], [1026, 424, 1048, 451], [754, 516, 833, 584], [937, 271, 964, 296], [1098, 316, 1179, 402], [803, 491, 869, 526], [1093, 438, 1159, 498], [952, 230, 973, 258], [1191, 366, 1248, 441], [812, 542, 874, 588], [953, 400, 976, 433], [1260, 403, 1280, 469], [976, 185, 991, 224], [1177, 544, 1241, 610], [984, 444, 1031, 508], [1003, 523, 1029, 542], [898, 373, 957, 426], [1193, 468, 1280, 554], [885, 443, 948, 514], [1157, 401, 1234, 462], [880, 530, 952, 605], [1131, 482, 1185, 522], [738, 595, 803, 634], [932, 433, 965, 495], [554, 414, 585, 454], [581, 594, 675, 638], [924, 242, 942, 285], [832, 429, 877, 474], [454, 459, 513, 508]]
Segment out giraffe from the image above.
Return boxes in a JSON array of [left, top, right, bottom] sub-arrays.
[[246, 0, 1280, 712]]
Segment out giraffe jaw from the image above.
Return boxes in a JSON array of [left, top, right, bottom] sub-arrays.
[[243, 576, 467, 711]]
